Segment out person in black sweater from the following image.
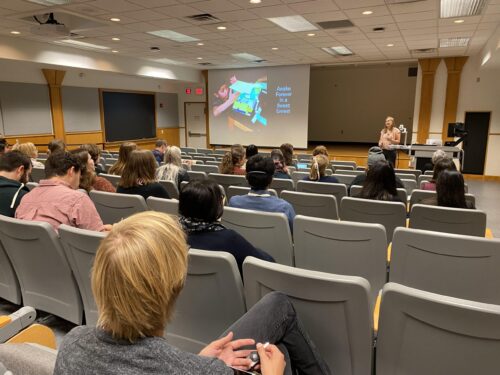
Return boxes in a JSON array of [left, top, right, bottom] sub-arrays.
[[179, 180, 274, 276], [117, 150, 169, 200], [0, 151, 31, 217]]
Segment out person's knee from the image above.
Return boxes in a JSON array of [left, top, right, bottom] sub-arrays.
[[260, 291, 294, 315]]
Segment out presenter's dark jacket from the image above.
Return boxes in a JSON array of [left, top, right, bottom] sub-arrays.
[[0, 176, 30, 217]]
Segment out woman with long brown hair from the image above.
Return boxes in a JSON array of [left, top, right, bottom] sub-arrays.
[[108, 142, 137, 176], [378, 116, 400, 167], [220, 144, 245, 175]]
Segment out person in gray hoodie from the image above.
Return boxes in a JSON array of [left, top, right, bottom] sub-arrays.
[[0, 151, 31, 217]]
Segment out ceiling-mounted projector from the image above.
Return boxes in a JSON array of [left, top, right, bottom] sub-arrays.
[[30, 12, 70, 37]]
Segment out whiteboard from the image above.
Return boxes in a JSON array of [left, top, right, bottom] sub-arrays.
[[62, 86, 101, 132]]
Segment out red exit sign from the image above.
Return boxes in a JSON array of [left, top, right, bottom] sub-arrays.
[[185, 88, 192, 94], [195, 88, 203, 95]]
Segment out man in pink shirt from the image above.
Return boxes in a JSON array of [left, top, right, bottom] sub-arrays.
[[16, 151, 112, 233]]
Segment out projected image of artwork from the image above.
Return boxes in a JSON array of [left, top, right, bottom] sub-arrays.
[[230, 80, 267, 126]]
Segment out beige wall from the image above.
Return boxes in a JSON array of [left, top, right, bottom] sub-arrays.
[[308, 63, 417, 143]]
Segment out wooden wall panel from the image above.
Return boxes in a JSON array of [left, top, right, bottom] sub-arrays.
[[416, 58, 442, 144], [158, 127, 180, 146], [42, 69, 66, 141], [4, 134, 54, 151], [65, 131, 104, 149], [442, 57, 468, 141]]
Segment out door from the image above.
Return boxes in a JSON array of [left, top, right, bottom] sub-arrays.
[[185, 102, 207, 148], [462, 112, 490, 174]]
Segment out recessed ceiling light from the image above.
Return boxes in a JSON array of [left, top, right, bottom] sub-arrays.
[[10, 31, 20, 35], [232, 52, 263, 61], [362, 10, 373, 15], [217, 26, 227, 30], [112, 50, 119, 53], [307, 33, 316, 37], [387, 43, 394, 47], [54, 39, 110, 50], [454, 19, 465, 23], [155, 58, 182, 65], [112, 37, 120, 41], [267, 15, 317, 32], [197, 57, 203, 60], [110, 18, 121, 22], [147, 30, 199, 42], [440, 0, 487, 18], [440, 37, 470, 47], [197, 42, 204, 46], [322, 46, 353, 56], [250, 0, 261, 3], [27, 0, 71, 4], [272, 47, 279, 50]]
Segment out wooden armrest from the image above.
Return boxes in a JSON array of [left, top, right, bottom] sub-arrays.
[[373, 293, 381, 332], [7, 324, 56, 350]]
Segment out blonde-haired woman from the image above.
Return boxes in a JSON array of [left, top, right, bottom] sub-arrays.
[[303, 154, 339, 183], [108, 142, 137, 176], [155, 145, 190, 189], [16, 142, 44, 168], [378, 116, 400, 167], [54, 211, 330, 375]]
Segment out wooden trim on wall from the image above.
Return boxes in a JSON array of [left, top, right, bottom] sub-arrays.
[[442, 57, 468, 141], [42, 69, 66, 141], [65, 131, 104, 148], [416, 58, 442, 144], [157, 127, 180, 146], [4, 134, 54, 151], [202, 70, 210, 148]]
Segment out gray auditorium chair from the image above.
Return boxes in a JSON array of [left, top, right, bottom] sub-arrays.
[[340, 197, 406, 242], [191, 164, 219, 174], [294, 216, 387, 306], [158, 179, 179, 199], [332, 169, 364, 176], [417, 174, 431, 187], [377, 283, 500, 375], [213, 149, 227, 155], [350, 185, 407, 203], [0, 241, 21, 304], [89, 191, 148, 224], [394, 168, 421, 178], [0, 216, 83, 324], [332, 165, 355, 171], [291, 171, 309, 183], [30, 167, 45, 183], [147, 197, 179, 216], [296, 153, 311, 160], [226, 186, 277, 201], [270, 178, 294, 196], [208, 173, 248, 196], [331, 160, 357, 169], [400, 179, 417, 195], [26, 182, 38, 191], [59, 225, 107, 326], [296, 180, 347, 203], [243, 257, 373, 375], [186, 170, 207, 181], [409, 190, 476, 210], [395, 173, 417, 181], [166, 249, 246, 353], [332, 174, 356, 185], [287, 166, 296, 174], [99, 173, 121, 187], [221, 207, 293, 266], [409, 204, 486, 237], [181, 147, 196, 154], [192, 156, 216, 163], [196, 148, 213, 155], [424, 170, 433, 175], [205, 160, 220, 166], [390, 227, 500, 304], [281, 191, 339, 220]]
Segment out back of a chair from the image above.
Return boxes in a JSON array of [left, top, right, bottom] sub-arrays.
[[377, 283, 500, 375], [196, 148, 213, 155], [192, 156, 216, 163], [394, 168, 421, 178], [269, 178, 294, 196], [281, 191, 339, 220], [0, 216, 83, 324], [205, 160, 220, 166], [243, 257, 373, 375], [166, 249, 246, 353], [296, 180, 347, 202], [331, 160, 357, 169], [291, 171, 309, 183], [410, 204, 486, 237], [146, 197, 179, 216], [207, 173, 248, 195], [395, 173, 417, 181], [294, 216, 386, 305], [332, 169, 363, 176], [333, 174, 356, 185], [158, 180, 179, 199], [0, 240, 21, 305], [226, 186, 277, 201], [191, 164, 219, 174], [424, 170, 433, 175], [390, 227, 500, 304], [181, 147, 196, 154], [221, 207, 293, 266], [89, 191, 148, 224], [99, 173, 121, 188], [30, 168, 45, 183], [186, 170, 207, 181], [332, 165, 355, 171], [213, 149, 227, 155], [400, 179, 417, 195], [418, 175, 431, 187], [409, 190, 476, 210], [59, 225, 106, 326], [340, 197, 406, 242]]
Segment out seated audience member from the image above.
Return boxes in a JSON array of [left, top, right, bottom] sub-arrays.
[[15, 151, 111, 232], [220, 144, 246, 175], [356, 160, 401, 202], [302, 155, 339, 183], [280, 143, 296, 167], [423, 149, 447, 173], [0, 151, 31, 217], [81, 143, 104, 175], [179, 180, 274, 275], [312, 145, 329, 158], [350, 146, 404, 189], [229, 155, 295, 228], [16, 142, 44, 168], [422, 170, 474, 209], [421, 157, 456, 191], [108, 142, 137, 176], [271, 149, 291, 180], [152, 139, 167, 165], [53, 211, 330, 375], [246, 144, 259, 160], [117, 150, 169, 200], [47, 139, 65, 155], [71, 149, 115, 193], [155, 146, 190, 189], [0, 138, 9, 154]]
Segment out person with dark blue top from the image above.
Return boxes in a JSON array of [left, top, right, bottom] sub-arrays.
[[229, 155, 295, 230], [302, 154, 339, 183], [271, 149, 292, 180], [152, 139, 167, 165], [179, 180, 274, 276]]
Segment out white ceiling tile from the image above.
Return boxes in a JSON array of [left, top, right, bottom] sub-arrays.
[[148, 18, 193, 29], [90, 0, 144, 13], [128, 0, 178, 6], [303, 11, 347, 23], [190, 0, 242, 13], [117, 9, 167, 22], [388, 0, 436, 15], [333, 0, 386, 10], [352, 15, 395, 26], [398, 19, 437, 30], [154, 4, 203, 18], [438, 16, 481, 26], [344, 5, 390, 18], [250, 5, 297, 18], [0, 0, 45, 12], [480, 13, 500, 22], [288, 0, 339, 14], [485, 4, 500, 14], [393, 10, 436, 23], [213, 10, 259, 21], [238, 19, 275, 29]]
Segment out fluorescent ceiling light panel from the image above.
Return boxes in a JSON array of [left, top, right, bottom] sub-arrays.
[[54, 39, 110, 50], [440, 0, 487, 18], [232, 52, 263, 61], [28, 0, 71, 5], [439, 37, 470, 47], [322, 46, 353, 56], [267, 15, 317, 32], [147, 30, 199, 42], [154, 58, 182, 65]]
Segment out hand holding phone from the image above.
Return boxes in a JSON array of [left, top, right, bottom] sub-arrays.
[[257, 342, 285, 375]]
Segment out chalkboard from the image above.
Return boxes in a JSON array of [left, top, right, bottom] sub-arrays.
[[102, 91, 156, 142]]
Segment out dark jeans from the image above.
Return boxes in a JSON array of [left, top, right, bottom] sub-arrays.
[[383, 149, 396, 168], [222, 292, 331, 375]]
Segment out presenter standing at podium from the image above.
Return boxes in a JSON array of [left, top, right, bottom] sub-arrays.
[[378, 116, 400, 167]]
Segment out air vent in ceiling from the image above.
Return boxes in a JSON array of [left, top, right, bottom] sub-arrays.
[[411, 48, 437, 54], [198, 62, 213, 66], [317, 20, 354, 30], [254, 59, 267, 63], [187, 13, 221, 23]]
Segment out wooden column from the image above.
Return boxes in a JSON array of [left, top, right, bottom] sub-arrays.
[[201, 69, 210, 148], [42, 69, 66, 141], [416, 58, 442, 144], [442, 57, 468, 141]]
